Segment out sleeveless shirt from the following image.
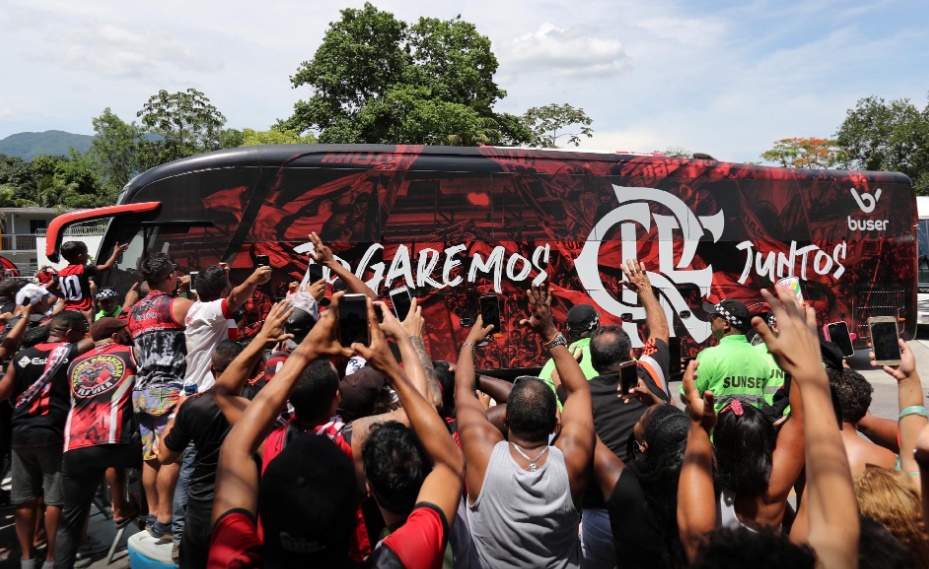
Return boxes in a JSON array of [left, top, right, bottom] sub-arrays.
[[128, 292, 186, 389], [467, 441, 581, 569]]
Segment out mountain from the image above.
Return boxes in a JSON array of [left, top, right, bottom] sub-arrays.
[[0, 130, 94, 161]]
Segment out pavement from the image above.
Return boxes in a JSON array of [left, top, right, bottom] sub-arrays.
[[1, 329, 927, 568]]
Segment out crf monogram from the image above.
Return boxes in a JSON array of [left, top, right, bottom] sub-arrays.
[[575, 185, 723, 347]]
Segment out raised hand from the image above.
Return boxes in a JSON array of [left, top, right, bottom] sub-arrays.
[[871, 339, 916, 381], [251, 265, 272, 285], [465, 314, 495, 346], [751, 287, 821, 384], [680, 360, 716, 432], [308, 278, 327, 301], [519, 284, 557, 339], [621, 259, 652, 294], [352, 298, 401, 375], [257, 299, 295, 344], [309, 232, 335, 265], [401, 297, 425, 338], [301, 292, 354, 359]]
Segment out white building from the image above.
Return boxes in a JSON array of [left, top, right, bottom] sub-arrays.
[[0, 207, 103, 278]]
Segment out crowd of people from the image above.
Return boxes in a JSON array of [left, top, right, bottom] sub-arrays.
[[0, 232, 926, 569]]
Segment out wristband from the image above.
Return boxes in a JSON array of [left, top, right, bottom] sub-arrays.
[[899, 405, 927, 420], [544, 332, 568, 350], [461, 342, 475, 350]]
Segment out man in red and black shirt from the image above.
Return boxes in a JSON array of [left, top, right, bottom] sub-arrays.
[[55, 317, 141, 569], [0, 311, 94, 568]]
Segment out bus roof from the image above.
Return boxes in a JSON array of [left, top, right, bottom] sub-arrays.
[[119, 144, 914, 202]]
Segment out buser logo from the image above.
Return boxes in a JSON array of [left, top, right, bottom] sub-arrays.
[[848, 188, 888, 231]]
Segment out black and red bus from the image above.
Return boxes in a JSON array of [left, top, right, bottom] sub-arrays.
[[46, 145, 916, 371]]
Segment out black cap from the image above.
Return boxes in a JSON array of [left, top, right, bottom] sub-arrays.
[[566, 304, 599, 334], [703, 299, 751, 331]]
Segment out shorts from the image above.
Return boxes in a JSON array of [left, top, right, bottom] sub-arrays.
[[132, 386, 181, 461], [11, 444, 64, 506]]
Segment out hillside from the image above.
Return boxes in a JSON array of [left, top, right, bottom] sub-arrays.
[[0, 130, 94, 161]]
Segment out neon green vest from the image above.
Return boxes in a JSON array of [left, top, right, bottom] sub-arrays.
[[681, 335, 771, 411]]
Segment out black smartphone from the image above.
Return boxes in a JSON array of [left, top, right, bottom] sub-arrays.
[[868, 316, 901, 365], [619, 360, 639, 395], [189, 271, 198, 294], [339, 293, 369, 347], [479, 294, 501, 333], [308, 263, 324, 283], [389, 286, 413, 321], [825, 321, 854, 357], [256, 255, 270, 268]]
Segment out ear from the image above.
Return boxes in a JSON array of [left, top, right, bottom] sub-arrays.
[[639, 441, 649, 454], [502, 408, 509, 429]]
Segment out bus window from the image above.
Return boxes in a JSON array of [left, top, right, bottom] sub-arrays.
[[918, 218, 929, 286]]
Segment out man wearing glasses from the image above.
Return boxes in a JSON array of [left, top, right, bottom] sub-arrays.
[[0, 311, 95, 569]]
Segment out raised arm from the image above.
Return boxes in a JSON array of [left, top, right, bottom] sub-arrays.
[[397, 297, 443, 409], [873, 340, 927, 487], [456, 315, 502, 503], [476, 374, 514, 404], [621, 259, 669, 344], [213, 300, 293, 425], [226, 266, 272, 314], [857, 411, 899, 452], [309, 232, 376, 300], [527, 285, 594, 505], [212, 294, 352, 523], [765, 350, 806, 508], [354, 299, 465, 524], [677, 360, 717, 563], [95, 242, 129, 272], [753, 287, 859, 569], [0, 304, 34, 361], [915, 423, 929, 526]]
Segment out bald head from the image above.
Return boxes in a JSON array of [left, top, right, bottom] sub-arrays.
[[506, 378, 557, 444]]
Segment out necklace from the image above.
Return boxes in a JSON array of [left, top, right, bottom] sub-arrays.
[[511, 441, 549, 472]]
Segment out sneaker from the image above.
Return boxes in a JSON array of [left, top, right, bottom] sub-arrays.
[[145, 513, 156, 532], [149, 521, 173, 543], [73, 552, 92, 569], [77, 535, 108, 555]]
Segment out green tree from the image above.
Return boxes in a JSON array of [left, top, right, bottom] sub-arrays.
[[760, 137, 849, 169], [835, 95, 929, 194], [522, 103, 594, 148], [240, 127, 318, 146], [87, 108, 162, 194], [137, 88, 230, 162], [0, 153, 38, 205], [283, 3, 530, 146], [30, 155, 110, 209]]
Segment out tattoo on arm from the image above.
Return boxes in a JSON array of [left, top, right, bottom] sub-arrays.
[[410, 337, 442, 406]]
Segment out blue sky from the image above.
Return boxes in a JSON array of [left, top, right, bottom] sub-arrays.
[[1, 0, 926, 164]]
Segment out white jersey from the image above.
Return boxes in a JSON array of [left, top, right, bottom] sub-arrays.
[[183, 298, 236, 392]]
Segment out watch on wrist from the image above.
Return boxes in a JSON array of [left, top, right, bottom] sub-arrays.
[[544, 332, 568, 350], [914, 449, 929, 471]]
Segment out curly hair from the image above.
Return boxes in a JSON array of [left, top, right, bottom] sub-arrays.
[[855, 468, 929, 569], [827, 367, 872, 424]]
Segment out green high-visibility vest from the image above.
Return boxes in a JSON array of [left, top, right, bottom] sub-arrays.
[[681, 334, 771, 411]]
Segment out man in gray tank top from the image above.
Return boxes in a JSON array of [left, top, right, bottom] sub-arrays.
[[455, 285, 595, 569]]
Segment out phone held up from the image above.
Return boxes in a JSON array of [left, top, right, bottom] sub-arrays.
[[618, 360, 639, 396], [479, 294, 501, 334], [189, 271, 199, 294], [868, 316, 901, 366], [339, 293, 369, 347], [389, 286, 413, 321], [255, 255, 270, 268], [824, 321, 855, 357]]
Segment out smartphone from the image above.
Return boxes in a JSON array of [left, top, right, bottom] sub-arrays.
[[339, 293, 369, 347], [776, 276, 804, 305], [308, 263, 324, 283], [189, 271, 198, 294], [479, 294, 501, 333], [389, 286, 413, 320], [825, 321, 855, 357], [256, 254, 270, 268], [619, 360, 639, 395], [868, 316, 901, 365]]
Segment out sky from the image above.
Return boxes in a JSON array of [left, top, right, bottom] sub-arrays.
[[1, 0, 927, 164]]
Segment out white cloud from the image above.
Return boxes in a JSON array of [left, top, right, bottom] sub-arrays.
[[498, 23, 628, 78], [48, 24, 223, 79]]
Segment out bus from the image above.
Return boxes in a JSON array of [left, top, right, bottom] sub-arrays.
[[45, 145, 916, 371], [917, 196, 929, 326]]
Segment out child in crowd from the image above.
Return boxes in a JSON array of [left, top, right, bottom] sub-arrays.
[[56, 241, 128, 321]]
